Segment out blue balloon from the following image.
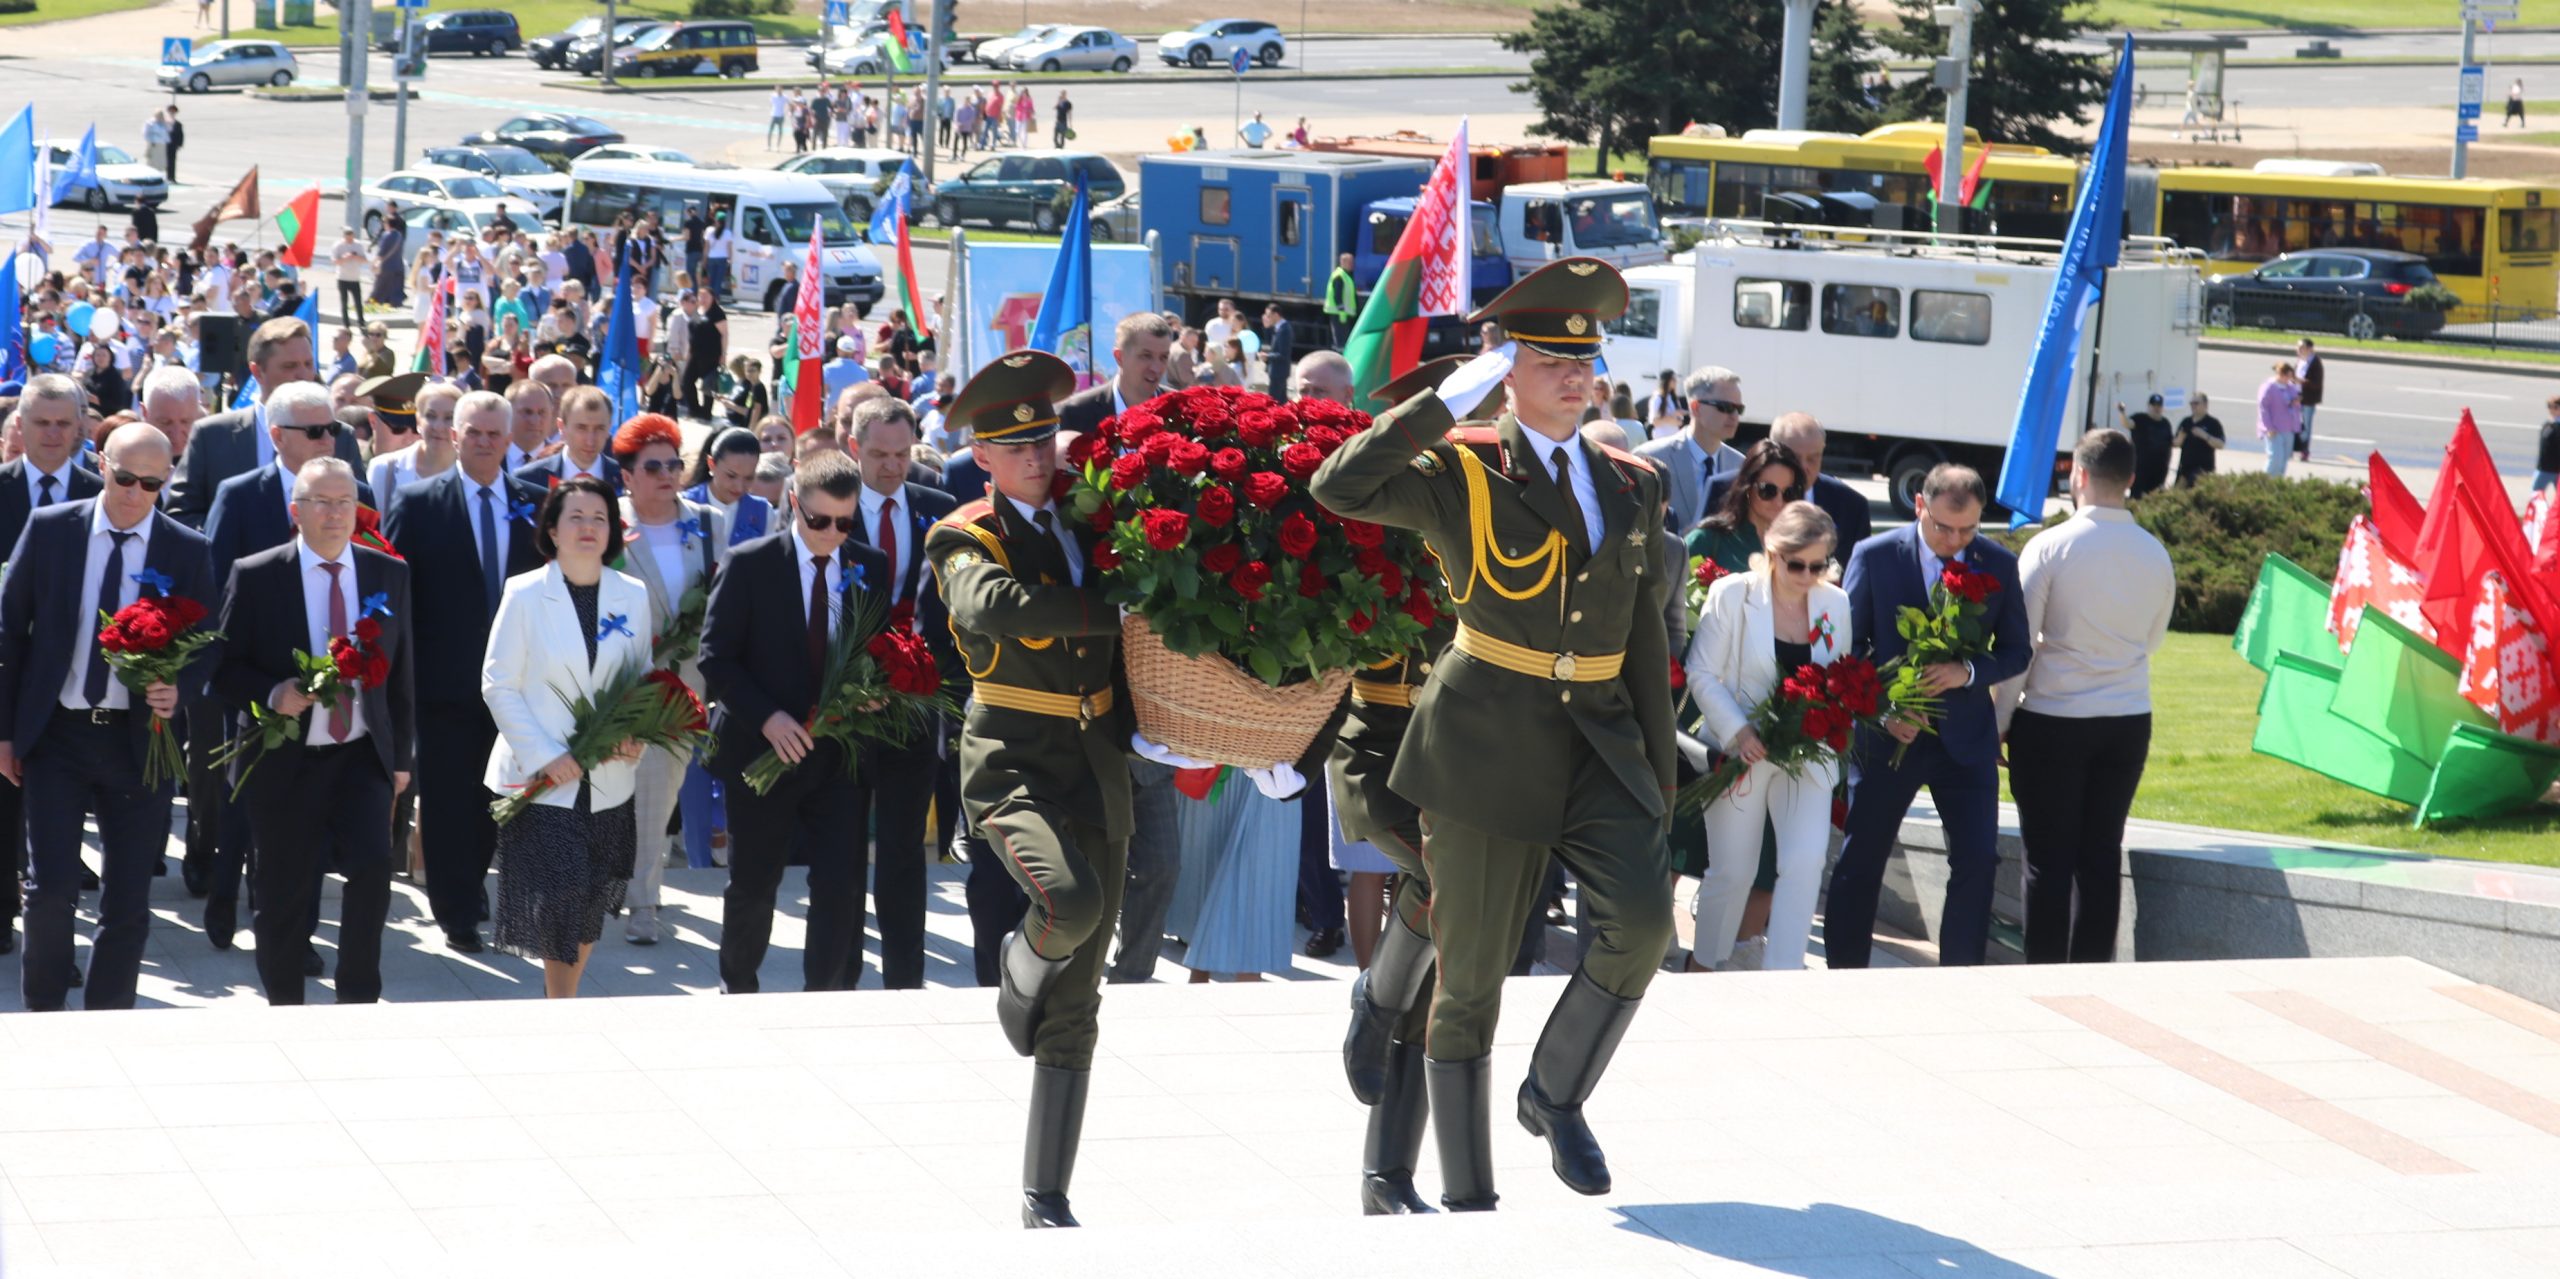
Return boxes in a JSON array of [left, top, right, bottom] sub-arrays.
[[64, 303, 93, 338], [30, 333, 56, 365], [1240, 329, 1261, 357]]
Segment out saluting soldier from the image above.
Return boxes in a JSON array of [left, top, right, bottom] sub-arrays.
[[1312, 258, 1677, 1213], [923, 350, 1133, 1230]]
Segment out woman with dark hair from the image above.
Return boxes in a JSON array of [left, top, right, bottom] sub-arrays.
[[612, 414, 728, 933], [1686, 439, 1805, 573], [683, 426, 772, 546], [481, 476, 654, 997], [77, 342, 131, 418], [370, 208, 407, 309]]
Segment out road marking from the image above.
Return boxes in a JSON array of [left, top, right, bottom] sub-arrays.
[[2395, 386, 2512, 399], [2317, 435, 2377, 445], [2207, 397, 2541, 433]]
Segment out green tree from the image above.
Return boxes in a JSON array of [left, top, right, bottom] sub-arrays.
[[1804, 0, 1883, 136], [1874, 0, 2105, 154], [1501, 0, 1787, 177]]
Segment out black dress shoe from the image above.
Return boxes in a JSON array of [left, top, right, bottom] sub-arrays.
[[204, 901, 237, 951], [446, 930, 485, 954], [1304, 926, 1345, 959], [303, 950, 325, 977], [181, 858, 209, 897]]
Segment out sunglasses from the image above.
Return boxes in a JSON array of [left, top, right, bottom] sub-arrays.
[[1698, 398, 1745, 416], [1776, 555, 1829, 576], [1752, 482, 1805, 503], [632, 458, 684, 476], [802, 511, 859, 534], [111, 468, 167, 493], [284, 423, 341, 441]]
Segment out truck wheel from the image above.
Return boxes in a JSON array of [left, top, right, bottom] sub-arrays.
[[1884, 446, 1943, 512], [1188, 45, 1209, 67]]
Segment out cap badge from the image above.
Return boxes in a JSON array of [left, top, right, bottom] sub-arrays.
[[1013, 404, 1035, 422], [1565, 314, 1589, 335], [1567, 261, 1599, 276], [1002, 353, 1034, 368]]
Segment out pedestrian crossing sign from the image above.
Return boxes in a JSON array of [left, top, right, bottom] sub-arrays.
[[162, 37, 191, 66]]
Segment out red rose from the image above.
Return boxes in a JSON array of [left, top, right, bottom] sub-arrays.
[[1109, 453, 1150, 491], [1403, 587, 1438, 629], [1377, 564, 1405, 598], [1168, 438, 1211, 477], [1196, 485, 1237, 528], [868, 633, 898, 664], [1050, 471, 1076, 501], [162, 597, 208, 628], [334, 646, 364, 680], [1209, 448, 1249, 481], [1306, 425, 1347, 455], [1281, 442, 1325, 482], [1354, 548, 1390, 578], [1229, 560, 1273, 601], [1346, 609, 1375, 636], [1063, 433, 1106, 468], [1277, 512, 1318, 559], [1086, 506, 1116, 533], [1141, 509, 1191, 552], [362, 653, 391, 688], [1092, 541, 1123, 571], [1297, 563, 1327, 598], [888, 599, 918, 633], [1190, 403, 1235, 437], [1117, 409, 1162, 444], [97, 627, 128, 653], [1668, 660, 1687, 692], [1201, 543, 1243, 575], [125, 614, 171, 649], [1695, 558, 1729, 590], [354, 618, 383, 644], [1237, 409, 1282, 450], [1140, 432, 1180, 466], [1243, 472, 1289, 510], [1343, 520, 1385, 549]]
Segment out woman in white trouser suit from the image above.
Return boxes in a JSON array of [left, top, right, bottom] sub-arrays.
[[1683, 502, 1850, 972]]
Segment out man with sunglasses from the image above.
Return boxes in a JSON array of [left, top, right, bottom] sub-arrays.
[[1633, 364, 1743, 538], [1826, 463, 2030, 970], [169, 316, 361, 529]]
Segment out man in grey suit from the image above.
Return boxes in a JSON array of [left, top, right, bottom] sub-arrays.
[[167, 316, 361, 529], [1632, 364, 1745, 539]]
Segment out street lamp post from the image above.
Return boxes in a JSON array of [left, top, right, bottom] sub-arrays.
[[344, 0, 370, 237], [1933, 0, 1977, 237]]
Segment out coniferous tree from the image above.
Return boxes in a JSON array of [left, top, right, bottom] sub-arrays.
[[1874, 0, 2106, 154]]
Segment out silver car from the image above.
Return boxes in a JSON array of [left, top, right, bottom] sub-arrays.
[[1005, 26, 1138, 73], [155, 39, 298, 93]]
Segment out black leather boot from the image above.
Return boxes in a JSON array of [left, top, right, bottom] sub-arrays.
[[1517, 968, 1640, 1196], [1360, 1038, 1437, 1215], [1022, 1063, 1089, 1228], [1343, 912, 1434, 1104], [1424, 1054, 1497, 1212], [996, 930, 1071, 1058]]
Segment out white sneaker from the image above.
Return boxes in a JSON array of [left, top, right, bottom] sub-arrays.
[[1718, 935, 1767, 972], [625, 907, 660, 946]]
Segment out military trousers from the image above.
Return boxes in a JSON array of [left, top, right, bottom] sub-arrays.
[[1370, 816, 1436, 1041], [1418, 740, 1672, 1062], [980, 797, 1128, 1071]]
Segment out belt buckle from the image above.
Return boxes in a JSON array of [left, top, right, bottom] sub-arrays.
[[1076, 694, 1100, 726], [1551, 652, 1579, 681], [88, 708, 116, 726]]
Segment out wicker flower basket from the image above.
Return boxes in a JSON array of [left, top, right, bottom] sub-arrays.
[[1120, 614, 1353, 770]]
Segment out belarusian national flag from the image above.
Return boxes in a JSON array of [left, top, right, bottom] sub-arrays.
[[2456, 569, 2560, 742], [276, 187, 321, 269], [2327, 515, 2431, 650], [882, 8, 915, 72], [790, 218, 827, 434], [892, 207, 928, 338], [1346, 118, 1468, 412], [415, 274, 452, 374]]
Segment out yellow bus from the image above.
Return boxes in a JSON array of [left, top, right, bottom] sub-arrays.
[[1646, 125, 2560, 317]]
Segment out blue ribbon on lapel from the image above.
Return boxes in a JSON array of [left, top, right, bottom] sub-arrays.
[[509, 499, 537, 523], [130, 566, 174, 596], [675, 516, 704, 548], [361, 591, 392, 619], [598, 612, 634, 641]]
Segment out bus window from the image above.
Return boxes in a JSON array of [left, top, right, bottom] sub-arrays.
[[1821, 284, 1901, 338], [1647, 158, 1712, 218], [1734, 277, 1810, 331], [2502, 208, 2557, 255], [1616, 287, 1660, 340], [1911, 290, 1991, 345]]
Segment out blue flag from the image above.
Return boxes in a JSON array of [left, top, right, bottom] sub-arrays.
[[0, 252, 23, 384], [1995, 36, 2133, 527], [1028, 172, 1092, 379], [232, 375, 261, 410], [868, 162, 915, 244], [594, 242, 643, 424], [58, 125, 100, 199], [0, 107, 33, 216]]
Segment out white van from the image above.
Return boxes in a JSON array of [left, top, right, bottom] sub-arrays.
[[566, 159, 886, 314]]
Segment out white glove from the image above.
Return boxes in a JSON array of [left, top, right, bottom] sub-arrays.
[[1243, 763, 1306, 800], [1433, 341, 1514, 418], [1130, 731, 1215, 769]]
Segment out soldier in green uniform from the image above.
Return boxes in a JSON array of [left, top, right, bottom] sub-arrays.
[[923, 350, 1133, 1230], [1312, 258, 1677, 1212]]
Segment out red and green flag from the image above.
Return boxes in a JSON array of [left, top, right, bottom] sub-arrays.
[[275, 186, 321, 269], [1346, 117, 1469, 412], [881, 8, 915, 73]]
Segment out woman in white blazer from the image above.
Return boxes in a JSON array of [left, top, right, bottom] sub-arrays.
[[1682, 501, 1851, 972], [482, 476, 655, 998], [609, 411, 729, 945]]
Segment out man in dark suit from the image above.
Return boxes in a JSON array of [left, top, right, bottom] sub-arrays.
[[1260, 304, 1294, 401], [698, 450, 891, 994], [381, 390, 547, 953], [844, 399, 956, 989], [0, 413, 218, 1011], [0, 388, 105, 954], [1702, 410, 1872, 562], [166, 316, 360, 528], [1827, 463, 2032, 969], [212, 458, 413, 1004], [1055, 312, 1172, 439], [512, 396, 623, 493]]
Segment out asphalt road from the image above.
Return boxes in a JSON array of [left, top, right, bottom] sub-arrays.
[[2197, 345, 2550, 481]]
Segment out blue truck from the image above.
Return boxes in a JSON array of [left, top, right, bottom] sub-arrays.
[[1139, 149, 1510, 352]]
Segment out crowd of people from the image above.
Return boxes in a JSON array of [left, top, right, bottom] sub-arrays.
[[768, 80, 1076, 157]]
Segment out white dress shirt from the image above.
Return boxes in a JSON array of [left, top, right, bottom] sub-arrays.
[[293, 539, 367, 746], [58, 506, 155, 710], [1004, 494, 1081, 586], [468, 475, 513, 568], [23, 457, 78, 508], [794, 526, 845, 640], [1916, 536, 1979, 687], [1998, 506, 2175, 724], [858, 484, 911, 590], [1532, 433, 1604, 553], [274, 459, 301, 530]]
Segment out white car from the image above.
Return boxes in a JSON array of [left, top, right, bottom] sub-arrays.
[[359, 165, 514, 235], [1157, 18, 1285, 69], [419, 145, 569, 220], [1004, 26, 1137, 73], [578, 144, 700, 166], [819, 32, 963, 76], [775, 148, 922, 223], [971, 23, 1062, 67], [42, 139, 168, 212]]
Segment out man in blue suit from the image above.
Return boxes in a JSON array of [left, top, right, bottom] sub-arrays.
[[1827, 463, 2031, 969], [0, 395, 103, 954], [0, 413, 218, 1011]]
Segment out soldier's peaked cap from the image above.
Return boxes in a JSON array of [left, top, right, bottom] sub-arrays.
[[949, 349, 1077, 445], [1467, 256, 1627, 361], [354, 371, 427, 427]]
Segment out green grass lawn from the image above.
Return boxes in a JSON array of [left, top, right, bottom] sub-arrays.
[[2083, 0, 2560, 30], [2045, 633, 2560, 867], [2205, 327, 2560, 367], [1567, 148, 1647, 181], [0, 0, 155, 27]]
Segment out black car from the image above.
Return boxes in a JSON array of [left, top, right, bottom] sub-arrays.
[[566, 20, 664, 74], [529, 15, 652, 70], [378, 8, 520, 55], [460, 113, 626, 164], [927, 151, 1125, 233], [2203, 249, 2450, 341]]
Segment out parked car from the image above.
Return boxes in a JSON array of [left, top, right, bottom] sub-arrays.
[[971, 23, 1062, 67], [2202, 249, 2451, 341], [420, 144, 570, 219], [359, 165, 514, 235], [776, 148, 920, 223], [818, 29, 966, 76], [1005, 26, 1138, 73], [565, 20, 664, 74], [154, 39, 296, 92], [928, 151, 1125, 233], [610, 19, 760, 78], [461, 113, 626, 164], [382, 8, 520, 56], [41, 139, 166, 211], [529, 16, 655, 70], [1090, 190, 1139, 242], [1157, 18, 1284, 68], [579, 144, 701, 167]]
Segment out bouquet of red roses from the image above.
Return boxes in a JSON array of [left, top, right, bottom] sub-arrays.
[[1064, 384, 1445, 687], [739, 592, 952, 795], [1676, 655, 1886, 815], [1686, 555, 1731, 618], [95, 592, 221, 787], [353, 506, 402, 560], [491, 666, 711, 826], [1881, 560, 2000, 765], [211, 594, 394, 797]]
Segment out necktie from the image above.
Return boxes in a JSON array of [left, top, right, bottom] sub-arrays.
[[476, 486, 502, 615], [1032, 508, 1070, 585], [84, 531, 133, 707], [807, 553, 831, 678], [322, 561, 352, 740], [37, 474, 57, 507], [879, 497, 900, 599], [1551, 446, 1588, 554]]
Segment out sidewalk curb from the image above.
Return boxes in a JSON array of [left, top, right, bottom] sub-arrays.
[[2202, 336, 2559, 375], [550, 67, 1516, 94]]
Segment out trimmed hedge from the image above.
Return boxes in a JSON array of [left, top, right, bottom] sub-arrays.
[[0, 0, 37, 14], [1997, 472, 2365, 635]]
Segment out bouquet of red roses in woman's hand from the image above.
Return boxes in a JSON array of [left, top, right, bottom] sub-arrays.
[[1881, 560, 2000, 766], [1686, 555, 1730, 617], [740, 592, 953, 795], [95, 591, 221, 788], [491, 665, 711, 826], [1676, 655, 1885, 816], [211, 596, 394, 797]]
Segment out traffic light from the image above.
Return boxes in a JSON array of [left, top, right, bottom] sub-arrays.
[[933, 0, 956, 49]]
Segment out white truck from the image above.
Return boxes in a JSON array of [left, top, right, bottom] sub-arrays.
[[1496, 179, 1668, 279], [1601, 220, 2203, 509]]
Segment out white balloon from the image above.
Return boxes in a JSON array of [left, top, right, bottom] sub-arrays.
[[88, 308, 122, 341]]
